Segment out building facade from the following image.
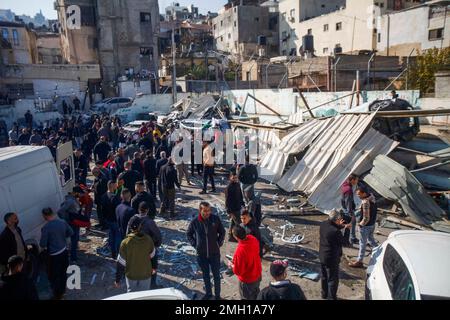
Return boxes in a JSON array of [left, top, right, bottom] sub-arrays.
[[212, 2, 279, 61], [377, 0, 450, 56], [36, 32, 63, 64], [0, 21, 38, 64]]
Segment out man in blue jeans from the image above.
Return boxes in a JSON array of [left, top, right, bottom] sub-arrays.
[[341, 174, 359, 246], [187, 202, 225, 300], [101, 181, 122, 258], [349, 186, 378, 268]]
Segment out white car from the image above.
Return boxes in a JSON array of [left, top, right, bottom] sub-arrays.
[[104, 288, 189, 300], [91, 97, 133, 113], [366, 230, 450, 300], [122, 120, 148, 135]]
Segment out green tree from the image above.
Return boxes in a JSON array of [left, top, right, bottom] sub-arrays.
[[408, 47, 450, 95]]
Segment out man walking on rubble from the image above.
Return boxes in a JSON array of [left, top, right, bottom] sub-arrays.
[[319, 209, 347, 300], [238, 154, 258, 201], [187, 202, 225, 300], [349, 185, 378, 268], [341, 174, 359, 246], [225, 171, 245, 242], [200, 140, 216, 194]]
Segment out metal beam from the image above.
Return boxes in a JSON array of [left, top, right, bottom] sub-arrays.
[[298, 91, 315, 118]]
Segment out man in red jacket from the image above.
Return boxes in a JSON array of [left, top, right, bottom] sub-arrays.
[[227, 225, 262, 300]]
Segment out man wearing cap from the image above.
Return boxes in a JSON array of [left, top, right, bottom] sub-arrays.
[[115, 216, 155, 293], [349, 186, 378, 268], [257, 260, 306, 300], [129, 202, 162, 289], [187, 202, 225, 300], [319, 209, 347, 300], [228, 225, 262, 300]]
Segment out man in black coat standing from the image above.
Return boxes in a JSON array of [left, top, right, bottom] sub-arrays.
[[93, 136, 111, 163], [187, 202, 225, 300], [0, 213, 28, 274], [117, 161, 142, 198], [224, 171, 244, 241], [156, 151, 168, 202], [319, 209, 347, 300], [143, 150, 157, 198], [131, 181, 157, 219]]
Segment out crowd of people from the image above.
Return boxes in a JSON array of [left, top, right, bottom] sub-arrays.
[[0, 109, 379, 301]]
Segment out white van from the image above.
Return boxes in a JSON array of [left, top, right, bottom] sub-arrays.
[[0, 143, 74, 259]]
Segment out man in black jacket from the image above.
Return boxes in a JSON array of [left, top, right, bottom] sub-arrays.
[[0, 213, 28, 274], [319, 210, 346, 300], [92, 167, 108, 230], [187, 202, 225, 300], [93, 136, 111, 163], [238, 154, 258, 201], [156, 151, 169, 202], [74, 148, 89, 185], [159, 158, 180, 218], [257, 260, 306, 300], [143, 151, 157, 198], [224, 172, 244, 241], [131, 181, 157, 219], [118, 161, 142, 198], [0, 255, 38, 300], [115, 189, 136, 239], [101, 181, 121, 258]]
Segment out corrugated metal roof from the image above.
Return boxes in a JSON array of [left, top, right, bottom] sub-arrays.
[[258, 118, 332, 182], [308, 128, 399, 212], [277, 114, 375, 193], [364, 155, 446, 226]]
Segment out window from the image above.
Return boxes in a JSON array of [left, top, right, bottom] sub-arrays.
[[307, 28, 312, 35], [59, 157, 73, 187], [336, 22, 342, 31], [378, 33, 381, 43], [323, 47, 329, 54], [324, 24, 329, 32], [2, 28, 9, 41], [429, 28, 444, 40], [255, 17, 259, 22], [220, 20, 223, 27], [228, 33, 231, 39], [234, 41, 238, 49], [140, 12, 151, 23], [383, 244, 416, 300], [234, 21, 236, 27], [220, 36, 223, 42], [290, 9, 295, 18], [213, 24, 216, 30], [12, 29, 19, 46]]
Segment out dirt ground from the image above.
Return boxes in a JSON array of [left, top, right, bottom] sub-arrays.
[[35, 169, 401, 300]]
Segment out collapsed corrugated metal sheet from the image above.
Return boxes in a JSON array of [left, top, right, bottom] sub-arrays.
[[287, 112, 304, 125], [364, 155, 446, 226], [259, 118, 332, 182], [277, 114, 375, 193], [308, 128, 399, 212], [182, 95, 218, 119]]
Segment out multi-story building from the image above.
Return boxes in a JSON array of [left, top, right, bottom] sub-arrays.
[[377, 0, 450, 56], [212, 1, 279, 61], [279, 0, 435, 57], [56, 0, 160, 94], [0, 21, 38, 64]]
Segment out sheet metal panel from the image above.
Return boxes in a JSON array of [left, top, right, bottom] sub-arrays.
[[277, 114, 374, 193], [364, 155, 446, 226], [308, 129, 399, 212]]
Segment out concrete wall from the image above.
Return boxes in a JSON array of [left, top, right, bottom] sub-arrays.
[[223, 88, 420, 122], [377, 5, 450, 56], [1, 64, 100, 82], [0, 25, 38, 64], [119, 80, 152, 98], [435, 71, 450, 99], [419, 97, 450, 126]]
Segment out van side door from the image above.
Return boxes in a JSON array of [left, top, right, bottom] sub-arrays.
[[56, 141, 75, 194]]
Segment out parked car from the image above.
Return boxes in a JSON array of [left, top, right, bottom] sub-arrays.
[[122, 120, 149, 135], [91, 97, 133, 113], [366, 230, 450, 300], [104, 288, 189, 300]]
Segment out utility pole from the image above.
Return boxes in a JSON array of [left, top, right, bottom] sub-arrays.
[[171, 25, 177, 103]]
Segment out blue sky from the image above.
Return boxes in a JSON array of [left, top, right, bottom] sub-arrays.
[[1, 0, 225, 19]]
